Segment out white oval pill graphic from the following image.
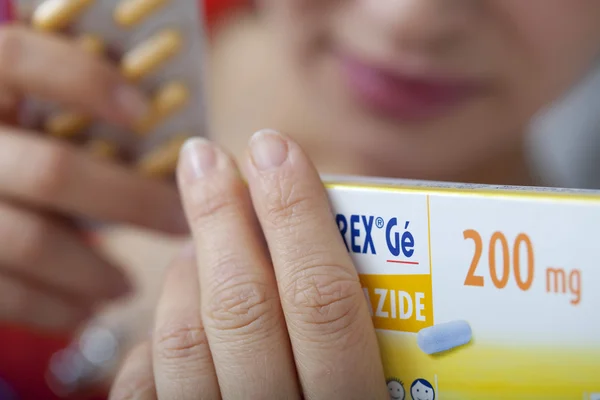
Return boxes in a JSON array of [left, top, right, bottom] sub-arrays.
[[417, 320, 472, 355]]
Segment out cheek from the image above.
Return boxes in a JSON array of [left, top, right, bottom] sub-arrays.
[[259, 0, 337, 44], [497, 0, 600, 104], [259, 0, 329, 25]]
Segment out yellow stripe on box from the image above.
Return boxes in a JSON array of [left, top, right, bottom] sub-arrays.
[[360, 274, 434, 333], [377, 330, 600, 399]]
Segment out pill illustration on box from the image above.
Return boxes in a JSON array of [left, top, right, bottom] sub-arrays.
[[417, 320, 472, 355]]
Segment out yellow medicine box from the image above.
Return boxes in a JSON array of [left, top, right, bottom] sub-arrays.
[[325, 175, 600, 400]]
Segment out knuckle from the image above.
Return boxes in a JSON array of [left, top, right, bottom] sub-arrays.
[[205, 260, 278, 335], [26, 145, 73, 199], [283, 264, 363, 339], [154, 315, 210, 364], [263, 180, 314, 227], [0, 26, 24, 76], [186, 178, 244, 226]]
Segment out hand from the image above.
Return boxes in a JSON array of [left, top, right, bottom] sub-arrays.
[[0, 25, 188, 332], [109, 130, 387, 399]]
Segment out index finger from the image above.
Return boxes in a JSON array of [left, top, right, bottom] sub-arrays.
[[242, 130, 388, 398], [0, 25, 147, 125], [0, 129, 187, 234]]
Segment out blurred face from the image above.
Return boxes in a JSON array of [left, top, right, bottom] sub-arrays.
[[258, 0, 600, 180]]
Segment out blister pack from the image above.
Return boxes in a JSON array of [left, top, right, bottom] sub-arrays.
[[6, 0, 207, 180]]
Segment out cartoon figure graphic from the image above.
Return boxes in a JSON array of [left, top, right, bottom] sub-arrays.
[[410, 378, 435, 400], [386, 378, 405, 400]]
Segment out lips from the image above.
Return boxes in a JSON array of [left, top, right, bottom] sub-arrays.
[[339, 54, 479, 121]]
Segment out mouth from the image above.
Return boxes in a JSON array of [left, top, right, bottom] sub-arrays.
[[337, 52, 483, 121]]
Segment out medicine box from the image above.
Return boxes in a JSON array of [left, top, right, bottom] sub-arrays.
[[325, 175, 600, 400]]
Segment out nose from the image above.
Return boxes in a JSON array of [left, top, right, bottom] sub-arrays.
[[357, 0, 479, 53]]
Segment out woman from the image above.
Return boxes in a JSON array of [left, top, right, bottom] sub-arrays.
[[0, 0, 599, 398], [108, 0, 600, 398]]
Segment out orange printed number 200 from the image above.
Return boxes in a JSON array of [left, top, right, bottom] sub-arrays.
[[463, 229, 534, 291]]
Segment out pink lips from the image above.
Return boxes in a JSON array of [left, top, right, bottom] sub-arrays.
[[339, 55, 479, 121]]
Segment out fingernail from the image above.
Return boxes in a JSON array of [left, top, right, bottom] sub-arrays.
[[113, 85, 149, 122], [178, 137, 218, 181], [249, 129, 288, 170]]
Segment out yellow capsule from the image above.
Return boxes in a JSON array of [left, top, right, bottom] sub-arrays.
[[87, 139, 118, 159], [114, 0, 169, 28], [121, 29, 183, 82], [45, 111, 91, 138], [77, 34, 105, 54], [136, 135, 187, 178], [32, 0, 95, 32], [135, 81, 189, 135]]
